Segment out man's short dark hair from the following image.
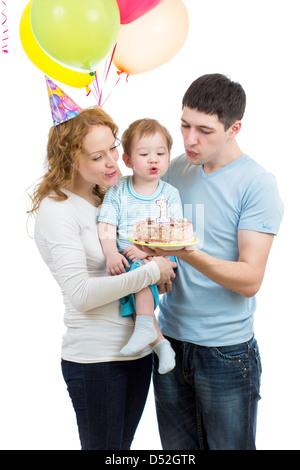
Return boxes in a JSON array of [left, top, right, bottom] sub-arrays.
[[182, 74, 246, 130]]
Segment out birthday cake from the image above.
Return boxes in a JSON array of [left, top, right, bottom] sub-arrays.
[[133, 217, 194, 245]]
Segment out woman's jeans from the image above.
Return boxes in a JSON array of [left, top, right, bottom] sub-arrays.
[[61, 354, 152, 450], [153, 336, 262, 450]]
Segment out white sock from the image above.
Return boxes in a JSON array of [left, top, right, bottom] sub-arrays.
[[120, 316, 158, 355], [153, 339, 176, 374]]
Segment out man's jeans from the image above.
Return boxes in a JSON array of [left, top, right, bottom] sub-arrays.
[[153, 336, 262, 450]]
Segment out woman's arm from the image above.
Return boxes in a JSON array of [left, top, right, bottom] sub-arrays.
[[69, 262, 161, 311], [65, 255, 175, 312], [35, 201, 176, 312]]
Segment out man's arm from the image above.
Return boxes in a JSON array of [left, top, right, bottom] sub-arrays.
[[142, 230, 274, 298], [180, 230, 274, 297]]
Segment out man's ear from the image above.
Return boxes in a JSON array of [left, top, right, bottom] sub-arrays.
[[229, 120, 242, 139], [122, 153, 132, 168]]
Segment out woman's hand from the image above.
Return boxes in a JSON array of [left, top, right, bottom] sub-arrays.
[[152, 256, 177, 293]]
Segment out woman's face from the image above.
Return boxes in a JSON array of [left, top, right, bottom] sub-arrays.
[[77, 125, 119, 188]]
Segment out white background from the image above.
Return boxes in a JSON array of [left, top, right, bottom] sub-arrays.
[[0, 0, 299, 450]]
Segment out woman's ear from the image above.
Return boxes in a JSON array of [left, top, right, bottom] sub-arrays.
[[122, 153, 132, 168]]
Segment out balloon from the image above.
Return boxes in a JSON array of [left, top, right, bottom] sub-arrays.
[[62, 95, 78, 111], [52, 107, 67, 122], [50, 94, 62, 108], [116, 0, 164, 24], [19, 1, 93, 88], [30, 0, 120, 73], [113, 0, 189, 75], [66, 111, 79, 120]]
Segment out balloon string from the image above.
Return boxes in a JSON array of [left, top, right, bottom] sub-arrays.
[[96, 43, 117, 106], [94, 71, 102, 105], [104, 43, 117, 83], [87, 82, 99, 102], [120, 70, 130, 83], [87, 45, 129, 107], [101, 71, 128, 108], [87, 71, 101, 104], [1, 1, 8, 54]]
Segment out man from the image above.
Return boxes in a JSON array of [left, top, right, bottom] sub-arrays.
[[151, 74, 284, 450]]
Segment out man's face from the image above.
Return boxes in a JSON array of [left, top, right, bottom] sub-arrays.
[[180, 107, 234, 169]]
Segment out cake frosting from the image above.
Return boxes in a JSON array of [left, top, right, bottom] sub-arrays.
[[133, 217, 194, 245]]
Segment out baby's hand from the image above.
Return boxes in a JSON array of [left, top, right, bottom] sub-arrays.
[[106, 252, 130, 276], [123, 245, 149, 262]]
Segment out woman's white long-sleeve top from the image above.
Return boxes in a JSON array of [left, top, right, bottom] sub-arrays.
[[34, 192, 160, 363]]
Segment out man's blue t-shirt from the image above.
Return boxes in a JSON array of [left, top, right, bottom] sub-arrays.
[[159, 154, 284, 346]]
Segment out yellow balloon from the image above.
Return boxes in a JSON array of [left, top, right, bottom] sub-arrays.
[[113, 0, 189, 75], [19, 1, 92, 88]]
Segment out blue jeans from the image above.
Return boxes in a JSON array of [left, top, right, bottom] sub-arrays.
[[61, 355, 152, 450], [153, 336, 262, 450]]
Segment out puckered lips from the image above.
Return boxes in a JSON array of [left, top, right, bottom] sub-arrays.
[[105, 169, 118, 178], [186, 149, 198, 158]]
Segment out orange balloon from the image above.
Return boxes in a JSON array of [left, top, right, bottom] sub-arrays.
[[113, 0, 189, 75]]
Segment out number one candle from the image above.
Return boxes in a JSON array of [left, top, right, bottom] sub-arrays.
[[156, 195, 171, 223]]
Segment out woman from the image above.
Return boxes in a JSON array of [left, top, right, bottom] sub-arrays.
[[29, 105, 177, 450]]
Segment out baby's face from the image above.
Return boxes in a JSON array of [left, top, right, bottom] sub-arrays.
[[124, 131, 170, 182]]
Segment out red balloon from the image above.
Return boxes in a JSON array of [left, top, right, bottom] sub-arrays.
[[116, 0, 164, 24]]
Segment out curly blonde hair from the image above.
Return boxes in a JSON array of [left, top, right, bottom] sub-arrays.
[[28, 106, 118, 215]]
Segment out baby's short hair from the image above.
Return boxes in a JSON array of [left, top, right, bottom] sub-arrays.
[[122, 118, 173, 155]]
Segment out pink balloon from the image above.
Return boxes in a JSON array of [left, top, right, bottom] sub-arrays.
[[62, 95, 77, 112], [116, 0, 164, 24]]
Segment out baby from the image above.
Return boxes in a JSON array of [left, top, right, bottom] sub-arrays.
[[98, 119, 183, 374]]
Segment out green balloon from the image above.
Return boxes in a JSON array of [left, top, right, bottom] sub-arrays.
[[30, 0, 120, 72]]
